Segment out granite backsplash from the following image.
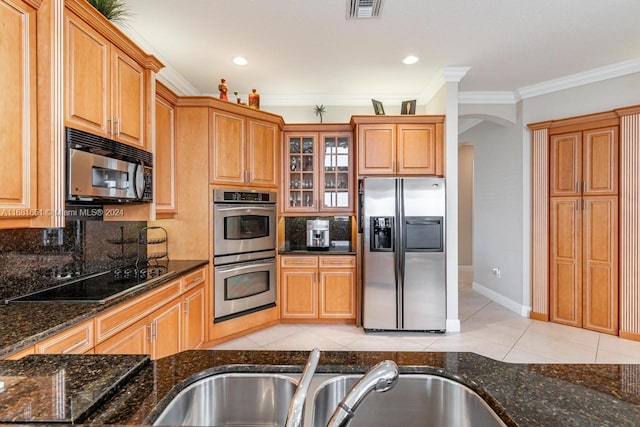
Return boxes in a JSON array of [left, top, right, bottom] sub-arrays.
[[0, 221, 146, 300], [284, 216, 352, 247]]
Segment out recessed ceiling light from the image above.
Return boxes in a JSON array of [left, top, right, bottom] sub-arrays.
[[402, 55, 419, 65], [232, 56, 248, 66]]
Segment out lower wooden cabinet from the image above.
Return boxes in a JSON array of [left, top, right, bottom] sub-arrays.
[[182, 284, 205, 350], [36, 319, 94, 354], [280, 255, 356, 321], [94, 317, 149, 355]]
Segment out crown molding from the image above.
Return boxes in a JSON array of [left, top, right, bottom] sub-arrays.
[[115, 24, 199, 96], [442, 66, 471, 83], [516, 58, 640, 100]]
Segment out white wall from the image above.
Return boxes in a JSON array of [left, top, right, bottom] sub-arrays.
[[461, 118, 525, 306]]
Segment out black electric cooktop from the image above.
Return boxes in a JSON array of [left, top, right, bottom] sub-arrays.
[[6, 268, 174, 304]]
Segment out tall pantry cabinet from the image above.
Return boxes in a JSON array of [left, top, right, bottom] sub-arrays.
[[549, 126, 618, 334]]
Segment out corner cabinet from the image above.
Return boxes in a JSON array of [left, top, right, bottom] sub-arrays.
[[209, 106, 282, 188], [282, 124, 354, 215], [351, 116, 445, 176], [280, 255, 356, 322], [0, 0, 38, 228]]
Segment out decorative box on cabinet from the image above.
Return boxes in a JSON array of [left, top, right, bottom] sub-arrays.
[[350, 116, 445, 177], [282, 124, 354, 214], [0, 0, 38, 228], [280, 255, 356, 321], [210, 107, 281, 188]]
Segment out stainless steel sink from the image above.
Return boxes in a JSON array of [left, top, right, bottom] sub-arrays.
[[311, 374, 506, 427], [153, 373, 298, 426]]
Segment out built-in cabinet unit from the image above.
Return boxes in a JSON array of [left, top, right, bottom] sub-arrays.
[[530, 110, 625, 337], [282, 124, 354, 214], [0, 0, 39, 229], [155, 82, 178, 218], [280, 255, 356, 322], [64, 10, 147, 148], [209, 109, 281, 188], [351, 116, 445, 176], [548, 126, 619, 334]]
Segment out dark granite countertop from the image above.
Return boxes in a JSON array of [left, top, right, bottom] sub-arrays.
[[0, 354, 149, 423], [279, 245, 356, 255], [0, 260, 208, 358], [69, 350, 640, 426]]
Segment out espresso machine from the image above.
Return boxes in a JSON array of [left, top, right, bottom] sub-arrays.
[[306, 219, 330, 250]]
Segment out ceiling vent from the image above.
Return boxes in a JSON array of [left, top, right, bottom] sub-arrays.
[[347, 0, 383, 19]]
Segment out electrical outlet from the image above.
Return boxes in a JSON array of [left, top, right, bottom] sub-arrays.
[[492, 267, 501, 278]]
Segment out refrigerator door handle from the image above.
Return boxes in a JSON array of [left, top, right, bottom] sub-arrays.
[[396, 179, 405, 329]]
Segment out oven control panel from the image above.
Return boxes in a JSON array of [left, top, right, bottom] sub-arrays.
[[213, 189, 276, 203]]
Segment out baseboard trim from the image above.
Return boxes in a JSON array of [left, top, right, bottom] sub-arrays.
[[446, 318, 461, 332], [472, 281, 532, 317], [530, 311, 549, 321], [619, 330, 640, 342]]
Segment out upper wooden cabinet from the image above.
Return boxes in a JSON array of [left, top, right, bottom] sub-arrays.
[[155, 82, 178, 218], [282, 124, 354, 215], [63, 3, 162, 150], [351, 116, 445, 176], [550, 126, 618, 197], [210, 109, 280, 188], [0, 0, 38, 228]]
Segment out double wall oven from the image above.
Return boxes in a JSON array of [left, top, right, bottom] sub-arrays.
[[213, 189, 277, 323]]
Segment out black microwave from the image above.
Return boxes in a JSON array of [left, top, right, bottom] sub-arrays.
[[66, 128, 153, 204]]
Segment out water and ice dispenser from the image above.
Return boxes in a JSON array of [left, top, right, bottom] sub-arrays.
[[370, 217, 394, 251]]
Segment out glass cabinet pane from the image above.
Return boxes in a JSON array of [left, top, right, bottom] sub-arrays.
[[322, 134, 350, 209]]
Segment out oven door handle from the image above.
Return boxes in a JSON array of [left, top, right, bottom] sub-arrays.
[[216, 260, 275, 273], [215, 206, 276, 212]]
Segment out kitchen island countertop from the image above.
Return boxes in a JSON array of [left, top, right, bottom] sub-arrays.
[[1, 350, 638, 426]]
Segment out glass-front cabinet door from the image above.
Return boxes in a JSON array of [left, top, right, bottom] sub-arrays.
[[320, 133, 353, 212], [283, 129, 353, 214], [285, 133, 318, 211]]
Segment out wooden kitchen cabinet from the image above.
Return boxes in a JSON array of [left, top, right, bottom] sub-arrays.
[[351, 116, 445, 177], [36, 319, 94, 355], [0, 0, 38, 228], [94, 316, 149, 355], [210, 109, 279, 188], [282, 125, 354, 214], [548, 125, 619, 335], [280, 255, 355, 321], [181, 268, 206, 350], [64, 9, 145, 148], [149, 298, 182, 359], [155, 82, 178, 218]]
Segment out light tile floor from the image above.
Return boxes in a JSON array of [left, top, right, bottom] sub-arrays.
[[209, 272, 640, 364]]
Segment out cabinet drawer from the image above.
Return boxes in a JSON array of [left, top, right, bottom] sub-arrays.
[[36, 320, 94, 354], [182, 267, 206, 292], [319, 256, 356, 268], [95, 279, 181, 342], [280, 256, 318, 268]]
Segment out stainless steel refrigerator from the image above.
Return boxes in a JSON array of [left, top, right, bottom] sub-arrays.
[[362, 177, 446, 332]]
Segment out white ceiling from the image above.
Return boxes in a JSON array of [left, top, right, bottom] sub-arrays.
[[120, 0, 640, 105]]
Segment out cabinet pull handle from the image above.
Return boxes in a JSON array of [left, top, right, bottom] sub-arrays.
[[115, 119, 120, 137], [62, 340, 87, 354], [107, 119, 112, 135], [184, 300, 190, 315], [146, 324, 153, 341]]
